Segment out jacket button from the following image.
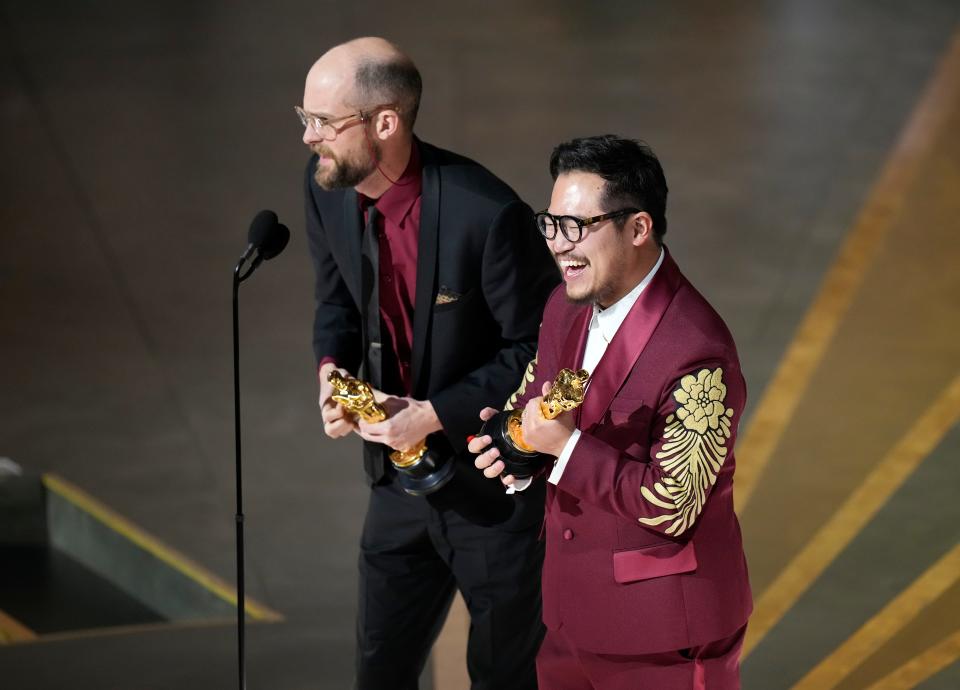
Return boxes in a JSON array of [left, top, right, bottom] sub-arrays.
[[562, 529, 574, 540]]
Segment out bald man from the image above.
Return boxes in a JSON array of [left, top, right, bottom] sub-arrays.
[[298, 38, 559, 689]]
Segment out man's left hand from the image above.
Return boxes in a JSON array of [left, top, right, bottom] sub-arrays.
[[357, 396, 443, 452], [520, 394, 575, 457]]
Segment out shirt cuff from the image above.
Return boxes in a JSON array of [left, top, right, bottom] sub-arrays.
[[547, 428, 581, 485], [317, 357, 338, 377], [505, 477, 533, 494]]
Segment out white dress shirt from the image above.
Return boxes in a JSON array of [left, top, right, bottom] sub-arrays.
[[508, 248, 664, 493]]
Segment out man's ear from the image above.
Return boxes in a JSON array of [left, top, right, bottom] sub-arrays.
[[631, 212, 654, 246], [375, 109, 401, 140]]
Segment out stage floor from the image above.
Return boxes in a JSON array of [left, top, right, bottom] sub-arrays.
[[1, 2, 959, 688]]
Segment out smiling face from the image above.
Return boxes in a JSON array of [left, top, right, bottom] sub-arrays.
[[546, 171, 647, 308]]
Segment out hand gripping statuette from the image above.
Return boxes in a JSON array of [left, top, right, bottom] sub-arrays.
[[478, 368, 590, 479], [328, 371, 455, 495]]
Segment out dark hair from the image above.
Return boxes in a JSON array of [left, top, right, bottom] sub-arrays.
[[549, 135, 668, 243], [354, 56, 422, 129]]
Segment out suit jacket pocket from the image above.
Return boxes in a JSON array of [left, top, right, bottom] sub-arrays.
[[606, 396, 648, 425], [613, 541, 697, 583], [433, 287, 476, 314], [602, 397, 650, 458]]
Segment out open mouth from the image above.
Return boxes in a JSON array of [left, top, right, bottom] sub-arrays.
[[558, 258, 589, 280]]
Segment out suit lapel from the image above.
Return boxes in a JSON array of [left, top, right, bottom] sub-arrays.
[[579, 250, 682, 430], [410, 145, 440, 397], [559, 305, 591, 371], [341, 189, 363, 302]]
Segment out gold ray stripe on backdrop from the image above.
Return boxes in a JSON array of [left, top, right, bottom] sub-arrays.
[[743, 372, 960, 659], [864, 628, 960, 690], [734, 29, 960, 512], [792, 543, 960, 689], [43, 473, 283, 622], [0, 609, 36, 644]]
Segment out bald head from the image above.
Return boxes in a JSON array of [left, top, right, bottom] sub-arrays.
[[306, 37, 422, 129]]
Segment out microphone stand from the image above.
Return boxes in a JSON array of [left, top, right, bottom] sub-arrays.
[[233, 252, 257, 690]]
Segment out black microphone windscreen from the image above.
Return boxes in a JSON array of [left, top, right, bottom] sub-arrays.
[[261, 224, 290, 261], [248, 210, 279, 248]]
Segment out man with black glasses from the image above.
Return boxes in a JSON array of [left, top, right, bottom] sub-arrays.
[[299, 37, 558, 689], [472, 135, 752, 689]]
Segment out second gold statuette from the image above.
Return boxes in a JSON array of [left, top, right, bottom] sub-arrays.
[[478, 368, 590, 479], [328, 371, 455, 494]]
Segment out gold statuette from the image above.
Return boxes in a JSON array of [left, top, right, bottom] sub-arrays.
[[327, 371, 432, 475], [329, 371, 387, 423], [480, 368, 590, 477]]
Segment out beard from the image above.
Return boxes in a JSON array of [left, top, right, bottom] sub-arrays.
[[558, 225, 631, 307], [558, 251, 629, 307], [565, 286, 598, 306], [311, 140, 380, 190]]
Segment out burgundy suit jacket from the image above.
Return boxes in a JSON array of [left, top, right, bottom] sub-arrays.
[[511, 249, 752, 655]]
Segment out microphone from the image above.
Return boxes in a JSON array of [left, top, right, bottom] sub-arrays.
[[230, 208, 290, 689], [237, 209, 290, 281]]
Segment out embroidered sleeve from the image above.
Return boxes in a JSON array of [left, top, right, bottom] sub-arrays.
[[638, 367, 735, 535], [504, 355, 538, 411]]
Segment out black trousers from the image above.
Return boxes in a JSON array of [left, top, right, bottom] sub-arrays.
[[356, 479, 545, 690]]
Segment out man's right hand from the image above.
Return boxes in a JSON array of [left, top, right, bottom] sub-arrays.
[[469, 407, 517, 487], [318, 362, 357, 439]]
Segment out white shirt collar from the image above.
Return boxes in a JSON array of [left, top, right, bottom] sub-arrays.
[[590, 248, 665, 343]]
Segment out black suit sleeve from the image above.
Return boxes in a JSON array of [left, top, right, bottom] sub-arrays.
[[303, 162, 363, 374], [429, 200, 559, 450]]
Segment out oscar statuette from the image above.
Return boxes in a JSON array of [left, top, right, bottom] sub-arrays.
[[478, 368, 590, 479], [328, 371, 455, 495]]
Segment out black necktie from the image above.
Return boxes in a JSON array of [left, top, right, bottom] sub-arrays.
[[361, 205, 382, 388], [360, 205, 386, 482]]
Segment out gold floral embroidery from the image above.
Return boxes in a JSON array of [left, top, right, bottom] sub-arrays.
[[638, 368, 734, 535], [504, 356, 538, 411]]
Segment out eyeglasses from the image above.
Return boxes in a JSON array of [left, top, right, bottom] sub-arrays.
[[294, 104, 398, 141], [535, 208, 640, 243]]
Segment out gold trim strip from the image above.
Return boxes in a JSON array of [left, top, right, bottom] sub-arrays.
[[0, 609, 37, 644], [734, 28, 960, 512], [743, 373, 960, 659], [42, 473, 282, 622], [792, 543, 960, 689], [864, 628, 960, 690], [6, 617, 236, 647]]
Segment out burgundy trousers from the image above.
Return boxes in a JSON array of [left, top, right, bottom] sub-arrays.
[[535, 623, 746, 690]]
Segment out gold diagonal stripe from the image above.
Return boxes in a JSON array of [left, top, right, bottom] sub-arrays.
[[42, 473, 283, 622], [0, 609, 36, 644], [16, 617, 235, 646], [743, 372, 960, 659], [734, 28, 960, 512], [791, 543, 960, 689], [864, 628, 960, 690]]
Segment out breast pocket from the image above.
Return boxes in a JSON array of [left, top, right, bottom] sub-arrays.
[[607, 396, 648, 425], [432, 287, 476, 314], [602, 397, 651, 458]]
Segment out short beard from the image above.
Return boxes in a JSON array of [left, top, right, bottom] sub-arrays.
[[312, 140, 380, 190], [565, 289, 596, 306], [564, 282, 617, 307], [566, 272, 628, 308], [562, 223, 629, 308]]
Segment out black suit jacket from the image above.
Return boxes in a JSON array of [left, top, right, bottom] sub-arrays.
[[304, 140, 559, 527]]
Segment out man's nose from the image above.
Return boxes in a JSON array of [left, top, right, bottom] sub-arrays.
[[548, 232, 574, 254], [303, 123, 321, 145]]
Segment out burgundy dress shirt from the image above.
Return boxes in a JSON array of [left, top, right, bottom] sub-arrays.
[[320, 144, 422, 395]]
